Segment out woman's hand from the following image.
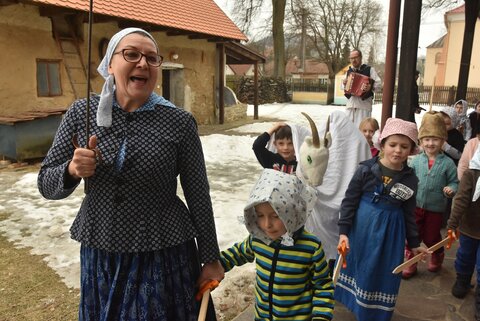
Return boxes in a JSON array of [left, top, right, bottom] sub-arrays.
[[197, 260, 224, 289], [68, 135, 98, 179]]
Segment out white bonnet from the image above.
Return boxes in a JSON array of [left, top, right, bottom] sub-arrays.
[[96, 28, 159, 127]]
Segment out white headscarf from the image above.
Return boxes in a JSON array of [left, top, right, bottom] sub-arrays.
[[441, 106, 460, 129], [96, 28, 159, 127], [244, 169, 317, 246], [469, 145, 480, 202]]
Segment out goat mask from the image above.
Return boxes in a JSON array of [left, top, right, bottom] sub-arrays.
[[299, 113, 332, 186]]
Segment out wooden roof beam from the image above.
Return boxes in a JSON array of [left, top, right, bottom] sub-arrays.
[[0, 0, 18, 7], [39, 5, 76, 17]]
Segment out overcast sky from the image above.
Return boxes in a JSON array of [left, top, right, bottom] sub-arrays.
[[213, 0, 456, 57]]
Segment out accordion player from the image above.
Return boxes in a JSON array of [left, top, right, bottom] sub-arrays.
[[344, 72, 375, 99]]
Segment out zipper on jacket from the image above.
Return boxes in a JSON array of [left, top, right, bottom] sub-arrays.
[[268, 244, 280, 319]]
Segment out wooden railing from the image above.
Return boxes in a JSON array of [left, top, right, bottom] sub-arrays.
[[285, 78, 328, 93]]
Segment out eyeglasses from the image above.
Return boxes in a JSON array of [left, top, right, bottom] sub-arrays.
[[113, 49, 163, 67]]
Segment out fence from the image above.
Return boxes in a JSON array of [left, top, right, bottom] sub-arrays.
[[228, 77, 329, 93], [285, 78, 328, 93], [374, 85, 480, 107]]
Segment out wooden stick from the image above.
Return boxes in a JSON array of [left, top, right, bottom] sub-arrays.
[[428, 76, 436, 112], [333, 241, 347, 285], [197, 289, 210, 321], [392, 232, 454, 274], [332, 255, 343, 285], [84, 0, 94, 194]]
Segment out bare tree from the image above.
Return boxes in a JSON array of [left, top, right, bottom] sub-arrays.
[[290, 0, 383, 101], [423, 0, 461, 9], [232, 0, 287, 79], [421, 0, 461, 20]]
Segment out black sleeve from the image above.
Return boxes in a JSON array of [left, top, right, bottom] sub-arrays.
[[412, 83, 419, 108], [252, 132, 276, 169], [452, 130, 466, 153], [402, 175, 420, 248], [338, 165, 365, 235], [178, 113, 220, 263]]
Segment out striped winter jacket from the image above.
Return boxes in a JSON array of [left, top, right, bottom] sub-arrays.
[[220, 228, 334, 321]]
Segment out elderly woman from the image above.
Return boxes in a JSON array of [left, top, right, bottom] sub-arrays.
[[38, 28, 223, 320], [454, 99, 472, 142]]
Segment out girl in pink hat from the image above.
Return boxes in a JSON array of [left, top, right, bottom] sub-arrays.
[[334, 118, 429, 321]]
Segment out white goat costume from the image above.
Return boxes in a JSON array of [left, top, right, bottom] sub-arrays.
[[267, 111, 371, 260]]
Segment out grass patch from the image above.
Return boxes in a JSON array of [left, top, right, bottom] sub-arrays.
[[0, 234, 79, 321]]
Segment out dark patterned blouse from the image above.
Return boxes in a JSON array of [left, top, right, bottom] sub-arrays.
[[38, 95, 220, 263]]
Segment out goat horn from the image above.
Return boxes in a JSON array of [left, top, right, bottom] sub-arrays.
[[301, 112, 319, 148], [324, 115, 330, 147]]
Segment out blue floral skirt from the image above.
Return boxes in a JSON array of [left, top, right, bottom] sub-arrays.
[[79, 240, 216, 321]]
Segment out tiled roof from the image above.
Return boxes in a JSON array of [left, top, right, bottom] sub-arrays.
[[427, 34, 446, 49], [228, 64, 252, 76], [31, 0, 247, 41], [286, 59, 329, 75]]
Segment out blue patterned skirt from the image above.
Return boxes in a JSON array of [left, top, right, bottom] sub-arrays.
[[334, 194, 405, 321], [79, 240, 216, 321]]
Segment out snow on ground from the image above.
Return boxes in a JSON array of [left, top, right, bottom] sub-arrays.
[[0, 102, 437, 319]]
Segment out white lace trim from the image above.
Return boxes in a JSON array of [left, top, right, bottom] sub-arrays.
[[337, 273, 397, 311]]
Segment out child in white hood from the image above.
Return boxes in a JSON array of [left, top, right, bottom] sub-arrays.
[[219, 169, 334, 321]]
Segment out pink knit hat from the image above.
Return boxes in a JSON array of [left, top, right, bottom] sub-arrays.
[[378, 118, 419, 147]]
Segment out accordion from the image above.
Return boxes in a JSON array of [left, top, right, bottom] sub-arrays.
[[344, 72, 374, 98]]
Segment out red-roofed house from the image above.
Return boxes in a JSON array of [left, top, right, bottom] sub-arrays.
[[0, 0, 249, 125], [282, 57, 330, 104], [424, 4, 480, 88], [285, 58, 329, 82], [226, 64, 255, 76]]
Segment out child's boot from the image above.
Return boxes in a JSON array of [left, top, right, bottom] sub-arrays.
[[428, 251, 444, 272], [402, 249, 417, 279], [451, 273, 472, 298]]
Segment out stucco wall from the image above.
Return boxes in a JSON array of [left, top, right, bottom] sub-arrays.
[[151, 34, 217, 124], [424, 14, 480, 88], [424, 48, 442, 86], [0, 4, 75, 116], [292, 92, 328, 104], [443, 18, 480, 87], [0, 3, 219, 124]]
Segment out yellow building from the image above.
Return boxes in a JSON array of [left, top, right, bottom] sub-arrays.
[[333, 66, 350, 105], [0, 0, 247, 125], [424, 4, 480, 88]]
